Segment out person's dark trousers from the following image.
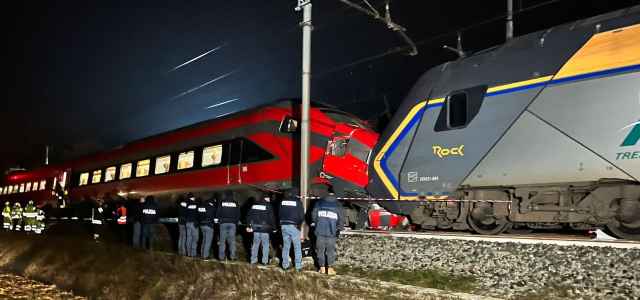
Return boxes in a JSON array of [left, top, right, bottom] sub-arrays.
[[186, 222, 199, 257], [132, 221, 141, 248], [178, 224, 187, 256], [141, 224, 154, 250], [218, 223, 236, 260], [200, 225, 214, 259], [315, 236, 337, 267]]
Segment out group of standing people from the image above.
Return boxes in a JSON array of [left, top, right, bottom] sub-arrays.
[[2, 201, 45, 234], [173, 188, 343, 274]]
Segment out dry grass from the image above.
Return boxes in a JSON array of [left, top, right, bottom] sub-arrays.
[[0, 232, 472, 300]]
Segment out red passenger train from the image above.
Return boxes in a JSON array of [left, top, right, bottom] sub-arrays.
[[0, 100, 379, 216]]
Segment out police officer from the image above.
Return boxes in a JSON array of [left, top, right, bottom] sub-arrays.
[[279, 188, 304, 271], [247, 194, 276, 265], [24, 200, 37, 232], [198, 195, 217, 260], [2, 202, 11, 231], [34, 208, 45, 234], [311, 191, 344, 275], [11, 202, 23, 231], [141, 195, 159, 250], [92, 199, 105, 241], [216, 190, 240, 261], [115, 201, 128, 242], [131, 198, 144, 248], [185, 193, 199, 257], [176, 196, 188, 256]]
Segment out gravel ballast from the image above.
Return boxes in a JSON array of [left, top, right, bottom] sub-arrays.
[[336, 234, 640, 299]]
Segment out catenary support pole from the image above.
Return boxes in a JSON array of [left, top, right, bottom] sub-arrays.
[[506, 0, 514, 41], [296, 0, 312, 238]]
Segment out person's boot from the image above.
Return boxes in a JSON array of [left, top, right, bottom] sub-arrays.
[[326, 267, 337, 276], [318, 267, 326, 274]]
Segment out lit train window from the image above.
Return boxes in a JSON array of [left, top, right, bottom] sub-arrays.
[[136, 159, 150, 177], [105, 167, 116, 182], [178, 151, 194, 170], [79, 173, 89, 186], [19, 183, 25, 193], [39, 180, 46, 190], [92, 170, 102, 184], [202, 145, 223, 167], [25, 182, 32, 192], [1, 187, 5, 194], [32, 181, 38, 191], [14, 185, 18, 193], [8, 186, 13, 194], [120, 163, 132, 180], [155, 155, 171, 174]]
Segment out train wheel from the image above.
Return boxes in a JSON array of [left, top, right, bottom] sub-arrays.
[[467, 203, 510, 235], [606, 198, 640, 240]]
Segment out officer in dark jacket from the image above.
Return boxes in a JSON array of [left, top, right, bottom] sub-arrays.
[[198, 195, 217, 260], [185, 193, 199, 257], [246, 194, 276, 265], [279, 188, 305, 271], [216, 190, 240, 260], [141, 195, 159, 250], [311, 191, 344, 275], [129, 198, 143, 248], [176, 196, 188, 255]]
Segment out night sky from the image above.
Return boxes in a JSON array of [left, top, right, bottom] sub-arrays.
[[3, 0, 638, 172]]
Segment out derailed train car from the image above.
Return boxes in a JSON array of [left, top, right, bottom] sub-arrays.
[[368, 7, 640, 239]]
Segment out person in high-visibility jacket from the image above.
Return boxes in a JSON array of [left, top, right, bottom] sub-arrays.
[[23, 200, 37, 232], [34, 208, 45, 234], [2, 202, 11, 230], [11, 202, 23, 231]]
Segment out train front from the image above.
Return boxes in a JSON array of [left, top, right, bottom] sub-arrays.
[[316, 109, 379, 197]]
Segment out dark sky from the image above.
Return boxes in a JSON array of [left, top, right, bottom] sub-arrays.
[[3, 0, 638, 171]]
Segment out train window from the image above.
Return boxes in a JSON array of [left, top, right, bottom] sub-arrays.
[[91, 170, 102, 184], [32, 181, 39, 191], [350, 141, 371, 163], [447, 92, 468, 128], [25, 182, 32, 192], [202, 145, 223, 167], [105, 167, 116, 182], [155, 155, 171, 174], [279, 116, 299, 133], [79, 173, 89, 186], [19, 183, 25, 193], [120, 163, 132, 180], [242, 139, 274, 163], [14, 185, 19, 193], [136, 159, 150, 177], [178, 151, 194, 170], [39, 180, 46, 190], [330, 139, 348, 157]]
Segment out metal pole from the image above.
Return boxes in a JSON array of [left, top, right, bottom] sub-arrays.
[[506, 0, 514, 41], [297, 0, 312, 238]]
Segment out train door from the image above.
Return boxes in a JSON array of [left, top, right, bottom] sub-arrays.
[[227, 139, 243, 185]]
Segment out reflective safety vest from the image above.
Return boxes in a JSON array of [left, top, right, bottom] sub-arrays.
[[36, 209, 45, 221], [2, 206, 10, 218], [24, 205, 37, 219], [116, 206, 127, 225], [11, 207, 23, 219]]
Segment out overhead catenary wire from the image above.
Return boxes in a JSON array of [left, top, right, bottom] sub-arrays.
[[316, 0, 565, 78]]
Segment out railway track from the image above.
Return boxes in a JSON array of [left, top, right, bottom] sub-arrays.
[[342, 229, 640, 249]]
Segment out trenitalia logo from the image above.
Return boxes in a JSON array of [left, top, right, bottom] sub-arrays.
[[621, 122, 640, 147]]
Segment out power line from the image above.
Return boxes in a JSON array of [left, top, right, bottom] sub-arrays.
[[315, 0, 565, 78]]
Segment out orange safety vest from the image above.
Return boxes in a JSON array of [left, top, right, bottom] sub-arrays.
[[117, 206, 127, 225]]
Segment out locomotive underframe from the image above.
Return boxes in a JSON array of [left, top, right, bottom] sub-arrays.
[[398, 180, 640, 239]]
